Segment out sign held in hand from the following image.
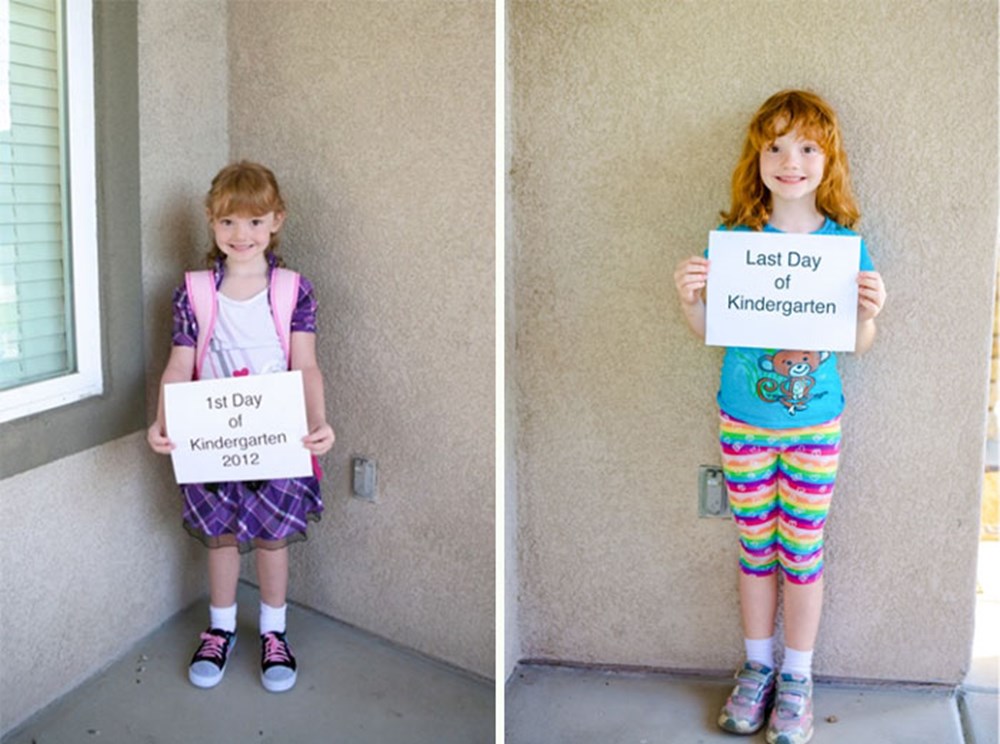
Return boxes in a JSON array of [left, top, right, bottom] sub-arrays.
[[164, 371, 312, 484], [705, 231, 861, 351]]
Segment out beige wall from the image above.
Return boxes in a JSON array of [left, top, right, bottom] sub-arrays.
[[509, 0, 997, 683], [224, 0, 494, 678], [504, 0, 521, 680]]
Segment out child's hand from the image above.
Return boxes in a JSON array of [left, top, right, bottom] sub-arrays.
[[147, 420, 175, 454], [857, 271, 886, 322], [674, 256, 709, 306], [303, 423, 335, 456]]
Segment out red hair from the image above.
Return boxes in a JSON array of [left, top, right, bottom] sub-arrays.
[[204, 161, 287, 267], [721, 90, 860, 230]]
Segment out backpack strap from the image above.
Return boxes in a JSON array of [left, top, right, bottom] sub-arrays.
[[184, 270, 218, 380], [268, 268, 321, 479], [269, 267, 301, 369]]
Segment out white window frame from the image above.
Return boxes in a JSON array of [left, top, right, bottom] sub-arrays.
[[0, 0, 101, 424]]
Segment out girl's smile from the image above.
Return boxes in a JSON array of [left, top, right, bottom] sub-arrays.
[[211, 211, 284, 266]]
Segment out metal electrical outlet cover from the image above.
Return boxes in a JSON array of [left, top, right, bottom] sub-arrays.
[[698, 465, 730, 518], [352, 457, 377, 501]]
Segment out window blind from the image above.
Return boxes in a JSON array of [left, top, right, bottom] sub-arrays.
[[0, 0, 74, 392]]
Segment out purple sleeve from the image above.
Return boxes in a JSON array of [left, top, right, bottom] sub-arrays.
[[171, 284, 198, 347], [290, 275, 318, 333]]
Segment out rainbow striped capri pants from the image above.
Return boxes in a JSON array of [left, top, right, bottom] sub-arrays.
[[719, 412, 841, 585]]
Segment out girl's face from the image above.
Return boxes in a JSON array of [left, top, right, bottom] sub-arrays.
[[758, 128, 826, 207], [210, 211, 284, 267]]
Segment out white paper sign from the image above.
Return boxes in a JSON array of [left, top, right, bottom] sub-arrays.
[[705, 231, 861, 351], [164, 371, 312, 484]]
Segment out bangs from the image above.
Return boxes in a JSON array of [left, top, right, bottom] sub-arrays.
[[206, 162, 284, 219], [750, 95, 837, 152], [209, 189, 279, 219]]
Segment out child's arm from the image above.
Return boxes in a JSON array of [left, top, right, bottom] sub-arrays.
[[147, 345, 196, 454], [674, 256, 709, 340], [854, 271, 886, 354], [290, 331, 335, 455]]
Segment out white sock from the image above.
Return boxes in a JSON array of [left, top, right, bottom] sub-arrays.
[[209, 604, 237, 633], [260, 602, 287, 635], [745, 636, 775, 668], [781, 647, 814, 679]]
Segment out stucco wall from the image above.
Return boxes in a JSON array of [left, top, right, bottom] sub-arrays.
[[505, 92, 520, 682], [226, 1, 495, 677], [504, 0, 520, 682], [510, 0, 997, 683]]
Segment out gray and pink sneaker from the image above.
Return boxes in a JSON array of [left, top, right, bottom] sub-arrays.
[[718, 661, 777, 734], [766, 673, 814, 744]]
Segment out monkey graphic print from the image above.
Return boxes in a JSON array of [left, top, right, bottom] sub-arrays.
[[716, 346, 844, 429], [755, 350, 831, 416]]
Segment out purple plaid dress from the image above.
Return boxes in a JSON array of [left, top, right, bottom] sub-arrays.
[[171, 258, 323, 552]]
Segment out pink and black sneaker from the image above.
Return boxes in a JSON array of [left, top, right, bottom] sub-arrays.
[[260, 631, 298, 693], [188, 628, 237, 689], [718, 660, 777, 734]]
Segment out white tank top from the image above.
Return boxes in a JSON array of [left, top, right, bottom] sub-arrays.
[[202, 289, 287, 380]]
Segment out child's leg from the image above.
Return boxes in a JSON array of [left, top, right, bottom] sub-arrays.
[[719, 432, 781, 734], [739, 571, 779, 641], [208, 545, 241, 609], [718, 421, 786, 734], [255, 546, 289, 608], [772, 531, 827, 744], [775, 442, 838, 587], [776, 435, 839, 670], [783, 577, 824, 653], [721, 444, 780, 633]]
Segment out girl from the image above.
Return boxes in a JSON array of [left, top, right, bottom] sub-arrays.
[[147, 161, 335, 693], [674, 91, 886, 744]]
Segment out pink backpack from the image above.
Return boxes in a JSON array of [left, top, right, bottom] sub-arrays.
[[184, 267, 301, 380]]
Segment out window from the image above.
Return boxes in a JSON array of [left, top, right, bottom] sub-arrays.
[[0, 0, 99, 424]]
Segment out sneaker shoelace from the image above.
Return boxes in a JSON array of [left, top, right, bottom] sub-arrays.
[[195, 632, 229, 662], [262, 633, 293, 665]]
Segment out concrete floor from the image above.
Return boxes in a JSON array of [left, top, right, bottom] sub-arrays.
[[507, 541, 999, 744], [1, 583, 494, 744], [5, 547, 997, 744], [505, 663, 996, 744]]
